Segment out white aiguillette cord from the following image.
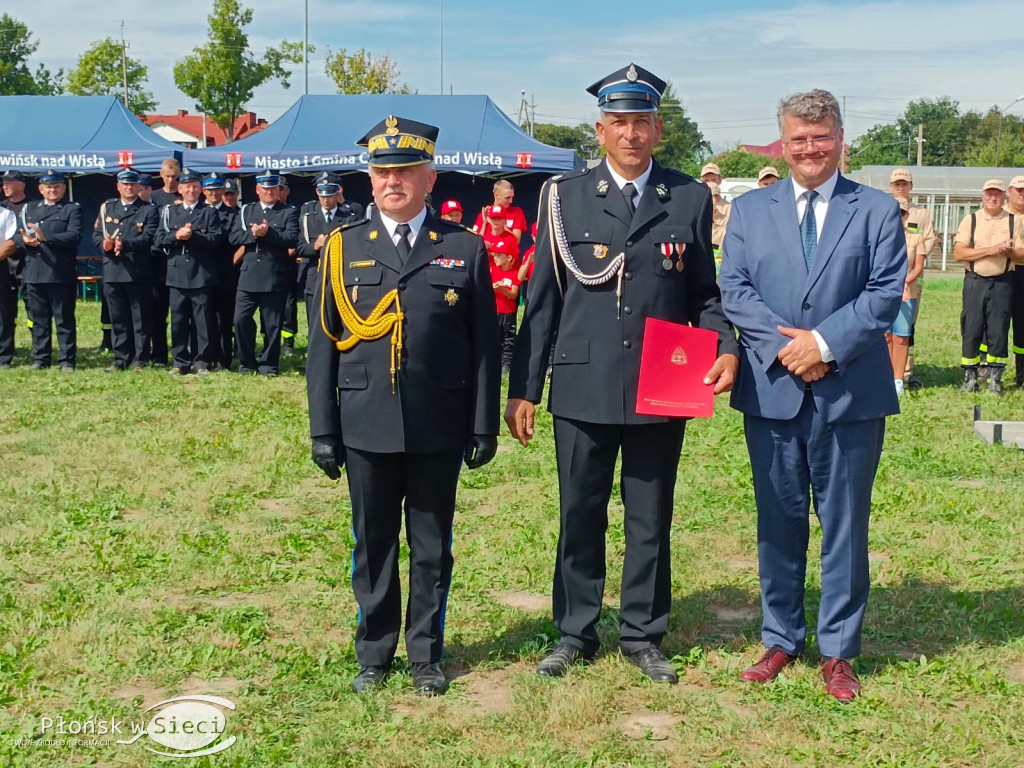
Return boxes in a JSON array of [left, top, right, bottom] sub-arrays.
[[548, 181, 626, 318]]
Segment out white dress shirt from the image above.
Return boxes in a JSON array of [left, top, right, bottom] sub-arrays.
[[0, 207, 17, 241], [379, 206, 428, 248], [605, 159, 653, 206], [790, 170, 840, 362]]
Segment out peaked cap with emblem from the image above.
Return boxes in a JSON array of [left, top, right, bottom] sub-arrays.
[[315, 171, 342, 195], [116, 168, 141, 184], [586, 63, 666, 113], [255, 171, 281, 188], [178, 167, 202, 183], [39, 169, 66, 184], [357, 115, 439, 167], [202, 172, 226, 189]]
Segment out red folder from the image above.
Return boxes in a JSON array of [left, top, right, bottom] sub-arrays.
[[636, 318, 718, 417]]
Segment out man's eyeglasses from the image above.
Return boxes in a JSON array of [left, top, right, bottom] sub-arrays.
[[783, 134, 839, 152]]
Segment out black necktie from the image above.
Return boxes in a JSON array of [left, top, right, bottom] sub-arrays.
[[622, 182, 637, 216], [325, 209, 333, 225], [395, 223, 412, 262]]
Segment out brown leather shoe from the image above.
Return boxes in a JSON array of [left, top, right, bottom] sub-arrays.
[[739, 647, 798, 683], [821, 657, 861, 702]]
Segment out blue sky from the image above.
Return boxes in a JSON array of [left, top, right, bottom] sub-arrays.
[[15, 0, 1024, 150]]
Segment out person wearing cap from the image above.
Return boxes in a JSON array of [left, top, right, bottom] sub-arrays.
[[0, 204, 17, 368], [487, 233, 521, 372], [154, 168, 223, 375], [151, 158, 183, 207], [439, 200, 463, 224], [482, 205, 515, 260], [2, 170, 36, 362], [700, 162, 723, 186], [11, 170, 84, 372], [136, 174, 153, 204], [202, 173, 240, 370], [306, 115, 500, 696], [889, 168, 936, 388], [758, 166, 781, 188], [954, 178, 1024, 394], [295, 173, 358, 331], [887, 198, 926, 396], [719, 89, 906, 702], [506, 64, 738, 685], [228, 171, 299, 376], [472, 179, 528, 242], [91, 169, 159, 371], [1006, 175, 1024, 387], [707, 181, 731, 271], [222, 178, 240, 208]]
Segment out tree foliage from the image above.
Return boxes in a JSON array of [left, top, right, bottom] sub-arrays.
[[67, 37, 156, 113], [848, 97, 1024, 169], [324, 48, 414, 95], [532, 123, 599, 159], [711, 148, 787, 179], [173, 0, 305, 130], [652, 82, 711, 174], [0, 13, 62, 95]]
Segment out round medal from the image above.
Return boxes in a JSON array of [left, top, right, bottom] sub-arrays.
[[662, 258, 674, 271], [675, 260, 684, 272]]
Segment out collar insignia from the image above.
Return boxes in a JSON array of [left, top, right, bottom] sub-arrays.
[[368, 230, 379, 241], [656, 183, 669, 198], [429, 230, 439, 241], [596, 179, 609, 194]]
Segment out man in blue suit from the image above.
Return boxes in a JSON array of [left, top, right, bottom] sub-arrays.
[[719, 89, 906, 702]]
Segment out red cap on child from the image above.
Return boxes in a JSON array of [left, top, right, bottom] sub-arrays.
[[488, 236, 519, 257], [488, 205, 506, 218], [441, 200, 462, 214]]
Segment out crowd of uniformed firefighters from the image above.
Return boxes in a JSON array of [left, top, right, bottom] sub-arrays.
[[1, 162, 1022, 389]]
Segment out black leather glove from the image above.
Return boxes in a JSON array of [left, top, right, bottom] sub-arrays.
[[312, 436, 343, 480], [464, 434, 497, 470]]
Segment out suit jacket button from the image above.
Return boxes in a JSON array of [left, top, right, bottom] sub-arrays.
[[344, 377, 350, 383], [626, 240, 633, 247], [560, 353, 566, 359], [623, 340, 631, 349], [624, 271, 632, 280], [802, 302, 811, 310], [624, 306, 632, 314]]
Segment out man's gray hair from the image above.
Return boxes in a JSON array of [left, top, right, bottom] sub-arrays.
[[777, 89, 843, 134]]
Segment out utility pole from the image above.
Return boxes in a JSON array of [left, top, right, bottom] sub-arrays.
[[529, 94, 536, 137], [303, 0, 308, 94], [916, 123, 924, 166], [119, 21, 130, 109], [518, 91, 529, 132], [439, 0, 444, 94]]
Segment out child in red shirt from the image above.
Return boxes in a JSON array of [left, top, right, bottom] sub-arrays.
[[517, 221, 538, 305], [488, 234, 521, 373]]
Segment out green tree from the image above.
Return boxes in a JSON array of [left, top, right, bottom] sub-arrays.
[[652, 82, 710, 173], [67, 38, 156, 113], [324, 48, 414, 94], [712, 148, 787, 178], [532, 123, 599, 159], [173, 0, 305, 131], [898, 97, 966, 166], [848, 123, 912, 169], [0, 13, 62, 95]]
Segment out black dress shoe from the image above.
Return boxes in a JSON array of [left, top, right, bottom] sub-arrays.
[[537, 642, 595, 678], [352, 665, 389, 693], [411, 662, 446, 696], [31, 362, 49, 370], [624, 647, 678, 684]]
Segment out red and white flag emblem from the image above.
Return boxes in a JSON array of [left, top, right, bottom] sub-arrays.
[[515, 152, 533, 169], [226, 152, 242, 170], [117, 151, 134, 167]]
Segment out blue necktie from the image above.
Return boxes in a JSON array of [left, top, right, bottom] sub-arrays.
[[800, 190, 818, 269]]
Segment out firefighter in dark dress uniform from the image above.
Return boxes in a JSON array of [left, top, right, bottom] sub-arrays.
[[229, 172, 299, 376], [13, 170, 84, 372], [505, 64, 739, 683], [2, 170, 35, 365], [306, 116, 500, 696], [202, 172, 239, 370], [92, 168, 159, 370]]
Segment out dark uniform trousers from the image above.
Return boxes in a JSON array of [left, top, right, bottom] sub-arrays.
[[1012, 269, 1024, 383], [345, 446, 464, 666], [962, 271, 1012, 365], [104, 282, 150, 367], [230, 202, 299, 374], [15, 200, 84, 367], [0, 265, 14, 366], [306, 210, 499, 668], [156, 202, 222, 371], [508, 160, 738, 655], [150, 282, 171, 365], [24, 283, 76, 366]]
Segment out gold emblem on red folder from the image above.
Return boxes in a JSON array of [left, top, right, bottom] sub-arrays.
[[670, 347, 687, 366]]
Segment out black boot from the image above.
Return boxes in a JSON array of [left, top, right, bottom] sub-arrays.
[[1016, 354, 1024, 388], [961, 366, 979, 392], [989, 366, 1005, 396], [96, 328, 112, 354]]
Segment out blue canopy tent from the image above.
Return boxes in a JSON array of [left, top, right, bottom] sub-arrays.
[[0, 95, 183, 173], [182, 94, 582, 175]]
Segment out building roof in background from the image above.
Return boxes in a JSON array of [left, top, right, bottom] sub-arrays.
[[143, 109, 268, 147]]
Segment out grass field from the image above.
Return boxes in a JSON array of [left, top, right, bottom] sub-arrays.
[[1, 272, 1023, 767]]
